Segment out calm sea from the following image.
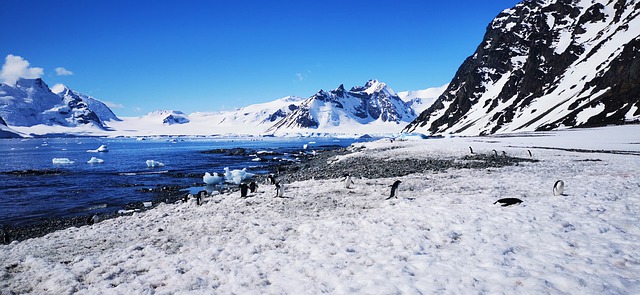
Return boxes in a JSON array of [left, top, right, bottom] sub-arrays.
[[0, 137, 367, 226]]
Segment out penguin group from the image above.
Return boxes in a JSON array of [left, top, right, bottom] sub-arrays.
[[239, 181, 258, 198], [182, 190, 208, 205], [492, 179, 566, 207]]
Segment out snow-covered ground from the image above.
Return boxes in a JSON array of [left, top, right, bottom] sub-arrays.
[[2, 125, 639, 294]]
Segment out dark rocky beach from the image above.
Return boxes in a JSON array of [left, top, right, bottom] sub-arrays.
[[1, 144, 537, 244]]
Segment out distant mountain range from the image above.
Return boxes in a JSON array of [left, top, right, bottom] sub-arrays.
[[0, 78, 443, 137], [404, 0, 640, 136], [2, 0, 638, 138]]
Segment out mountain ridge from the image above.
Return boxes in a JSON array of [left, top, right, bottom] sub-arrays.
[[404, 0, 640, 136]]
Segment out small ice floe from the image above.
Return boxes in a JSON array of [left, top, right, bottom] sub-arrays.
[[143, 201, 153, 208], [87, 157, 104, 164], [117, 209, 139, 214], [87, 144, 109, 153], [203, 172, 224, 185], [146, 160, 164, 168], [223, 167, 255, 185], [251, 157, 262, 162], [52, 158, 74, 164]]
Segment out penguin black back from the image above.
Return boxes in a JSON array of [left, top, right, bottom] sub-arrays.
[[239, 183, 249, 198], [493, 198, 523, 207], [386, 180, 402, 200], [249, 181, 258, 193]]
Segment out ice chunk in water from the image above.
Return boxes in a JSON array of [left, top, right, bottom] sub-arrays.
[[146, 160, 164, 168], [52, 158, 74, 164]]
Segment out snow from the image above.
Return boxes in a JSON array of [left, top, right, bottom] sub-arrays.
[[398, 84, 448, 113], [2, 125, 639, 293]]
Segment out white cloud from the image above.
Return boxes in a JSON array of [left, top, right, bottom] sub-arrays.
[[55, 67, 74, 76], [1, 54, 44, 85]]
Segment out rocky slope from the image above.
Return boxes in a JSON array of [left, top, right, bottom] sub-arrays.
[[404, 0, 640, 136]]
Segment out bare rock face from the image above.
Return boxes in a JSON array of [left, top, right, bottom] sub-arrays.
[[405, 0, 640, 136]]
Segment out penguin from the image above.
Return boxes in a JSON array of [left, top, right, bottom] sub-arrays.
[[267, 174, 277, 185], [341, 173, 354, 189], [1, 230, 9, 244], [553, 180, 565, 196], [527, 149, 533, 157], [196, 190, 207, 205], [493, 198, 523, 207], [239, 183, 249, 198], [182, 193, 192, 203], [469, 146, 474, 154], [249, 181, 258, 193], [492, 149, 498, 157], [386, 180, 402, 200], [87, 214, 100, 225], [274, 182, 284, 198], [501, 151, 507, 157]]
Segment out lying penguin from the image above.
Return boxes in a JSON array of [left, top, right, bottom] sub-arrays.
[[493, 198, 523, 207]]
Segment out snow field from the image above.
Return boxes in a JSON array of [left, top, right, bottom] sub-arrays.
[[1, 126, 639, 294]]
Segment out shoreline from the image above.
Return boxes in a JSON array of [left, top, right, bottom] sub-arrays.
[[0, 142, 537, 244]]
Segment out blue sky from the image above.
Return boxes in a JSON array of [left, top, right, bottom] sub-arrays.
[[1, 0, 521, 117]]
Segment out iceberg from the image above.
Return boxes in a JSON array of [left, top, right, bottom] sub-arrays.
[[203, 172, 224, 185], [223, 167, 255, 185], [146, 160, 165, 168], [87, 157, 104, 164], [52, 158, 74, 164], [88, 144, 109, 153]]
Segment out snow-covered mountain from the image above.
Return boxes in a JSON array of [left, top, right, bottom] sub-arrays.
[[51, 84, 120, 123], [267, 80, 416, 134], [194, 95, 305, 128], [404, 0, 640, 136], [0, 115, 21, 138], [105, 96, 307, 137], [136, 110, 191, 125], [398, 84, 449, 114], [0, 78, 115, 129]]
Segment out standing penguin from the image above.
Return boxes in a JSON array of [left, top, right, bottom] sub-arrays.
[[342, 173, 354, 189], [239, 183, 249, 198], [386, 180, 402, 200], [196, 190, 207, 205], [87, 214, 100, 225], [249, 181, 258, 193], [274, 182, 285, 198], [469, 146, 474, 154], [553, 180, 565, 196]]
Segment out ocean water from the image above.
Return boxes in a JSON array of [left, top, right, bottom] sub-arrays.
[[0, 137, 366, 227]]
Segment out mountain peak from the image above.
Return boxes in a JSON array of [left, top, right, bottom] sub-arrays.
[[51, 83, 70, 95]]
